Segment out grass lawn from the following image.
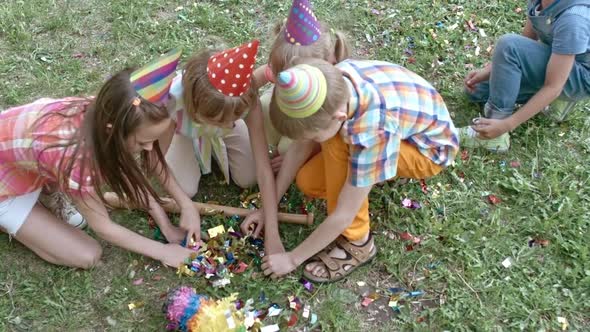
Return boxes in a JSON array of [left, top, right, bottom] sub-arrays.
[[1, 0, 589, 330]]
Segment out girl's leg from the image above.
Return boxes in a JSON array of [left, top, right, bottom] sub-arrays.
[[165, 133, 202, 197], [225, 119, 257, 188], [13, 203, 102, 269]]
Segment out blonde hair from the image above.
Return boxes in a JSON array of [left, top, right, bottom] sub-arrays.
[[182, 50, 258, 126], [268, 20, 351, 77], [270, 57, 350, 140]]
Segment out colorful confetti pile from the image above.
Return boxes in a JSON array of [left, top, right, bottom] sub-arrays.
[[176, 224, 264, 289], [163, 286, 318, 331]]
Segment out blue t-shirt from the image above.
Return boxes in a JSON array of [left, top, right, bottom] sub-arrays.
[[551, 6, 590, 56], [530, 2, 590, 60]]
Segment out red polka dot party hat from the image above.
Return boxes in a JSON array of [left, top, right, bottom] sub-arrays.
[[206, 40, 259, 97]]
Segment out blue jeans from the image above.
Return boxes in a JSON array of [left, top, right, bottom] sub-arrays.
[[467, 34, 590, 119]]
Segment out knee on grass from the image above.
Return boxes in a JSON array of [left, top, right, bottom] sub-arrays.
[[45, 241, 103, 269]]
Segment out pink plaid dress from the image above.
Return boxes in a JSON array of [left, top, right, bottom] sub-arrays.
[[0, 97, 94, 202]]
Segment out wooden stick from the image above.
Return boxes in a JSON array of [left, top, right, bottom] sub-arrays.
[[103, 192, 314, 226]]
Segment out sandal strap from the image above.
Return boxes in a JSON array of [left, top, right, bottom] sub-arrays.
[[336, 235, 373, 263], [316, 251, 340, 271]]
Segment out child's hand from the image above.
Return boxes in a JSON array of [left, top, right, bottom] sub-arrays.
[[179, 204, 201, 244], [240, 210, 264, 237], [161, 226, 186, 244], [261, 252, 297, 279], [472, 117, 514, 139], [159, 243, 194, 268], [464, 67, 490, 93], [265, 238, 285, 256], [271, 155, 283, 174]]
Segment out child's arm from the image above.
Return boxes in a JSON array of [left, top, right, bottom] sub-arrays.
[[473, 53, 576, 138], [142, 145, 200, 244], [522, 18, 538, 40], [239, 140, 318, 237], [261, 180, 373, 277], [152, 155, 201, 243], [244, 101, 282, 254], [73, 193, 193, 267], [252, 64, 272, 89]]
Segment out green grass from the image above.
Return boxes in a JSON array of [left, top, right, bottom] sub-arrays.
[[1, 0, 590, 330]]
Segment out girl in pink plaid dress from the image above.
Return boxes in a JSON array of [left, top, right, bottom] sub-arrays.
[[0, 51, 198, 269]]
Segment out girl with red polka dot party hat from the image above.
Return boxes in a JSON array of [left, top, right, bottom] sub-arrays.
[[163, 40, 285, 256]]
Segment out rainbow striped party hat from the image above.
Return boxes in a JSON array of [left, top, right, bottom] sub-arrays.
[[130, 48, 182, 104], [276, 64, 327, 118], [284, 0, 321, 46]]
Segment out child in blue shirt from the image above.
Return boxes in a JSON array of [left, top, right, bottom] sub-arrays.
[[462, 0, 590, 152]]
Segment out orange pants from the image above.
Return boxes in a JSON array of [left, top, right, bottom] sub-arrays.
[[296, 134, 443, 241]]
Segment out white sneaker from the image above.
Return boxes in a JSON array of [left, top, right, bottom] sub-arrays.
[[39, 192, 87, 229]]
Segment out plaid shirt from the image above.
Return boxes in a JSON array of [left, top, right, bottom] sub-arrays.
[[0, 98, 94, 201], [338, 60, 459, 187]]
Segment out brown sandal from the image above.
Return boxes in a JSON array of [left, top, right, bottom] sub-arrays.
[[303, 234, 377, 283]]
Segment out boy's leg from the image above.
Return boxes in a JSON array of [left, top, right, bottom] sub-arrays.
[[461, 34, 551, 151], [13, 203, 102, 269], [484, 34, 553, 119], [302, 135, 373, 280], [396, 141, 443, 179], [295, 150, 327, 199], [225, 119, 257, 188]]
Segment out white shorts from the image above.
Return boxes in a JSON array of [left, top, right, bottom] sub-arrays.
[[0, 189, 41, 235]]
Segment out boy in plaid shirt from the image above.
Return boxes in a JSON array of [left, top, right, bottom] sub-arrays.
[[253, 57, 459, 282]]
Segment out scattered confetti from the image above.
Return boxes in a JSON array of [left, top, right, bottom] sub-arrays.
[[401, 198, 421, 209], [389, 287, 405, 294], [361, 296, 375, 307], [268, 304, 282, 317], [207, 225, 226, 238], [132, 278, 144, 286], [128, 301, 144, 310], [419, 179, 428, 194], [212, 278, 231, 288], [466, 19, 478, 31], [461, 150, 470, 161], [487, 194, 502, 205], [529, 238, 550, 247], [501, 257, 512, 268], [407, 290, 425, 297], [260, 324, 280, 332], [302, 305, 311, 319], [176, 223, 265, 288], [510, 160, 521, 168], [310, 313, 318, 324], [557, 316, 568, 330], [299, 278, 314, 292]]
